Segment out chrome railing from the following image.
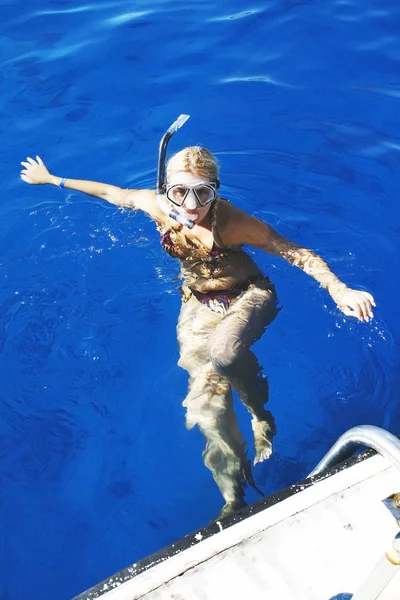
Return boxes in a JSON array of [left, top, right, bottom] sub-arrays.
[[308, 425, 400, 478]]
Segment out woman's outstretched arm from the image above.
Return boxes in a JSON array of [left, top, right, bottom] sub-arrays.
[[20, 156, 146, 209], [220, 203, 375, 322], [264, 228, 376, 320]]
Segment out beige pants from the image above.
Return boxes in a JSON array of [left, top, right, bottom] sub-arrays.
[[177, 278, 280, 513]]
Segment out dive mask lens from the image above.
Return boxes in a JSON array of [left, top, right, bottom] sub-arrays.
[[166, 185, 188, 207], [194, 184, 217, 206], [166, 183, 217, 207]]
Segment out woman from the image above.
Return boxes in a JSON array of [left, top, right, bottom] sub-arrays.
[[20, 120, 375, 518]]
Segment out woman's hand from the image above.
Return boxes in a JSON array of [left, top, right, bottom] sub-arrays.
[[337, 289, 376, 322], [20, 156, 51, 185]]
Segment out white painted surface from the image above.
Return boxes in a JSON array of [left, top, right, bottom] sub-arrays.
[[88, 454, 400, 600]]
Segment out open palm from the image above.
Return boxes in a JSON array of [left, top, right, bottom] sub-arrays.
[[20, 156, 51, 185]]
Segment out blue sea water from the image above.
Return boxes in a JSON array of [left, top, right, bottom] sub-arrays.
[[1, 0, 400, 598]]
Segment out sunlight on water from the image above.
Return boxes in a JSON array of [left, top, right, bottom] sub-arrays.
[[102, 11, 155, 26], [220, 75, 293, 87], [36, 5, 101, 15], [32, 2, 129, 16]]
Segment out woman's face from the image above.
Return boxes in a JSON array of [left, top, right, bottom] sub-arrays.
[[166, 171, 217, 224]]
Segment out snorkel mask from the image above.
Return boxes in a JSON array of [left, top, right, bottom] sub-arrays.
[[156, 114, 196, 229], [165, 181, 217, 209]]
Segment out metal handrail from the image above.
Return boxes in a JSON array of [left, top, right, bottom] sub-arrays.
[[308, 425, 400, 478]]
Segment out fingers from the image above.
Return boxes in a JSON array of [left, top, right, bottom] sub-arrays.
[[340, 294, 375, 322], [20, 156, 45, 184], [356, 304, 364, 321], [21, 157, 41, 169], [353, 299, 368, 322], [360, 292, 375, 321], [364, 291, 376, 307], [360, 302, 369, 321], [365, 302, 374, 321], [343, 305, 367, 322], [358, 301, 374, 322]]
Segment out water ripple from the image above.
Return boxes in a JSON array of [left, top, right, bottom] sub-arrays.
[[352, 85, 400, 99], [102, 10, 154, 26], [220, 75, 293, 87], [26, 2, 131, 18], [208, 8, 265, 22]]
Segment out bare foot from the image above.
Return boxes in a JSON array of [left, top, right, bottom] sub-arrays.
[[252, 418, 275, 466], [215, 499, 247, 519]]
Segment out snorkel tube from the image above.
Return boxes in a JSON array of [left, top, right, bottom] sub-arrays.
[[156, 114, 195, 229]]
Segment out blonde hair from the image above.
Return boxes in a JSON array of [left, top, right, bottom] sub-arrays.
[[166, 146, 219, 182]]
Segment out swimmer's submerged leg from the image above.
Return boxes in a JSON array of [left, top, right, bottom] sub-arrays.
[[178, 298, 252, 516], [182, 365, 249, 516], [207, 279, 280, 466]]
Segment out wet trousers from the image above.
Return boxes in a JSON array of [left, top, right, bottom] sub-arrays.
[[177, 278, 280, 513]]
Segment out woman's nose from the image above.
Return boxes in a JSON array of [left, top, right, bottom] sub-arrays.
[[184, 191, 197, 210]]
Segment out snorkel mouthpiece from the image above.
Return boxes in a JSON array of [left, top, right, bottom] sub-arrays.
[[156, 114, 194, 229], [165, 204, 195, 229]]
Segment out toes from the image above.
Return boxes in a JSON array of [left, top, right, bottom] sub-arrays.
[[253, 447, 272, 466]]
